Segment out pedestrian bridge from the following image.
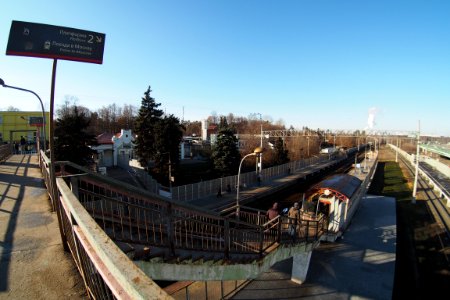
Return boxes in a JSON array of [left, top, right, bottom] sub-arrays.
[[33, 150, 326, 299]]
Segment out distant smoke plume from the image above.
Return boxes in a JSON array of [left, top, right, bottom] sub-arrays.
[[366, 107, 378, 130]]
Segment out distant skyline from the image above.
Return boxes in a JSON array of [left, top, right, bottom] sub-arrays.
[[1, 1, 449, 136]]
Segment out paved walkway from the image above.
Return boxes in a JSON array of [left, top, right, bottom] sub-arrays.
[[232, 194, 396, 300], [0, 154, 85, 299]]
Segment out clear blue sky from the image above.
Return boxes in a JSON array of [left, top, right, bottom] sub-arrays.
[[1, 0, 449, 136]]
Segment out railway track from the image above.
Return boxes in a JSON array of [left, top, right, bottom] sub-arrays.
[[396, 151, 450, 259]]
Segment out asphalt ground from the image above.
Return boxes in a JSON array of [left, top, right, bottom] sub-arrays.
[[0, 154, 85, 299]]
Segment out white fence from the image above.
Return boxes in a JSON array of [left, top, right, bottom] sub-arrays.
[[171, 149, 356, 203], [388, 144, 450, 207]]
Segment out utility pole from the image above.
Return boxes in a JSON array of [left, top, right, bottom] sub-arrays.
[[357, 133, 360, 151], [396, 137, 399, 163], [168, 154, 172, 192], [255, 113, 263, 175], [412, 120, 420, 203], [307, 136, 310, 157], [259, 113, 263, 174]]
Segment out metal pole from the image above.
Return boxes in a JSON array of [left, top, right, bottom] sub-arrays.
[[168, 154, 172, 192], [258, 113, 263, 174], [307, 136, 310, 157], [357, 133, 360, 151], [412, 120, 420, 203], [236, 152, 256, 217], [49, 59, 69, 250], [0, 80, 47, 151], [364, 146, 367, 171], [396, 137, 399, 163], [301, 193, 305, 211]]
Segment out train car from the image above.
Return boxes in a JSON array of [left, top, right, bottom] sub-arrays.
[[303, 174, 362, 241]]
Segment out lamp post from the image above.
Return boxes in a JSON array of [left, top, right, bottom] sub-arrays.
[[0, 78, 46, 151], [236, 146, 263, 217], [412, 120, 420, 204], [256, 113, 263, 174], [396, 137, 399, 163]]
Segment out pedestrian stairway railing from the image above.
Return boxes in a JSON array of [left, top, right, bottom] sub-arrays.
[[38, 151, 172, 299], [38, 151, 327, 299]]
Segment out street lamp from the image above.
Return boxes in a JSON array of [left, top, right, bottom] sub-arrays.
[[0, 78, 46, 151], [236, 146, 264, 217], [256, 113, 263, 174], [412, 120, 421, 204]]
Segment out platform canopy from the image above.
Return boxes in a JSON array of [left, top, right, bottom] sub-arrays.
[[308, 174, 362, 202], [420, 144, 450, 159]]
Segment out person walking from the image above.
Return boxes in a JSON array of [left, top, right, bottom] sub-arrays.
[[288, 202, 300, 240], [13, 141, 19, 154], [20, 136, 26, 154], [267, 202, 279, 220]]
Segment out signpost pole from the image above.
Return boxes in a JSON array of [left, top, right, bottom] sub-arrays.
[[5, 20, 105, 251], [49, 59, 68, 250]]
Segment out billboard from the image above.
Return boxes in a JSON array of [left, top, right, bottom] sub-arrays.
[[6, 20, 105, 64]]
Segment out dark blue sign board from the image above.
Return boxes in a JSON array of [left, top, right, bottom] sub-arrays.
[[6, 20, 105, 64], [29, 116, 44, 126]]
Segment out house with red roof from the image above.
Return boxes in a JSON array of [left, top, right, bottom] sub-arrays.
[[92, 129, 135, 168]]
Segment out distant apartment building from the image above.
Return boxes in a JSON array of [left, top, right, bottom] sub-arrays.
[[0, 111, 50, 144]]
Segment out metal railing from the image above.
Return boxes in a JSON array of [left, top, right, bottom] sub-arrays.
[[171, 152, 352, 202], [38, 151, 172, 299], [37, 150, 328, 299], [69, 171, 323, 257], [388, 144, 450, 205]]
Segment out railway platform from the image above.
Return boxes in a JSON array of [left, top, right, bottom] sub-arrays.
[[231, 194, 396, 299]]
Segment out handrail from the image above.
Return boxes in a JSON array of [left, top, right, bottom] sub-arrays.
[[39, 151, 172, 299], [38, 151, 326, 298]]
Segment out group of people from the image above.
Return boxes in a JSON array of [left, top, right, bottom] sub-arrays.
[[12, 136, 28, 154], [266, 201, 301, 239]]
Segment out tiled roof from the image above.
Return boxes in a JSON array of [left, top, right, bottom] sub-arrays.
[[96, 133, 114, 144]]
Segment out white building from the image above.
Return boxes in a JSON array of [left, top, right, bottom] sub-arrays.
[[93, 129, 135, 168]]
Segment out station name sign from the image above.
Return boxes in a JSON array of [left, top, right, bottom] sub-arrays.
[[6, 20, 105, 64]]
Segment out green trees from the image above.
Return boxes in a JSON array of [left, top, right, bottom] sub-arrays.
[[211, 117, 241, 177], [54, 105, 97, 166], [134, 86, 184, 185], [134, 86, 164, 169], [153, 114, 184, 185]]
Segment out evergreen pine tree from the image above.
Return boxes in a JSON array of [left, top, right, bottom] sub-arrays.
[[134, 86, 164, 169], [54, 106, 97, 166], [153, 114, 185, 185], [211, 117, 241, 177]]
